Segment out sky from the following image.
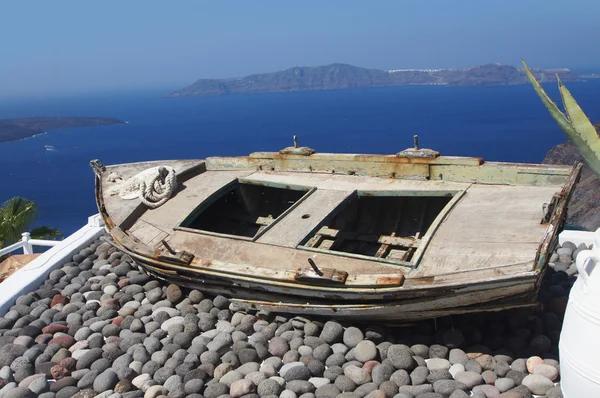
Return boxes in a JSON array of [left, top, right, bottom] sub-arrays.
[[1, 0, 600, 97]]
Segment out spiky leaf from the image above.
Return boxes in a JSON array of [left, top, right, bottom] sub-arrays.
[[522, 60, 578, 137], [523, 59, 600, 179], [557, 78, 600, 177]]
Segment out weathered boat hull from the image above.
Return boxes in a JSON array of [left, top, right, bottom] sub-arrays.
[[105, 236, 541, 322], [93, 150, 582, 322]]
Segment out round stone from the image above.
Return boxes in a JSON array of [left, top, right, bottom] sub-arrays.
[[522, 374, 554, 395], [319, 322, 343, 344], [344, 365, 371, 385], [494, 377, 516, 392], [230, 379, 256, 397], [426, 358, 450, 372], [343, 328, 364, 348], [453, 371, 483, 389], [526, 356, 544, 373], [387, 346, 416, 371], [532, 363, 559, 381], [354, 341, 377, 363], [92, 369, 118, 392]]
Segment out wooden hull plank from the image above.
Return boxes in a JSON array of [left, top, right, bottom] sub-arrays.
[[167, 230, 405, 283]]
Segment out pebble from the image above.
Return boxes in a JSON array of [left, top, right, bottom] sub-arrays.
[[343, 328, 364, 348], [0, 238, 577, 398], [525, 356, 544, 373], [453, 371, 484, 389], [354, 341, 377, 363], [495, 377, 516, 392], [521, 374, 554, 395], [532, 363, 559, 381]]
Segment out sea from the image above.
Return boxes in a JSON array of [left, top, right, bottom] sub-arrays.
[[1, 81, 599, 236]]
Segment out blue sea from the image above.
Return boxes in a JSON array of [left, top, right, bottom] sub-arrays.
[[1, 82, 599, 236]]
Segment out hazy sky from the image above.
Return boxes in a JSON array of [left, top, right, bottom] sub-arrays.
[[2, 1, 599, 97]]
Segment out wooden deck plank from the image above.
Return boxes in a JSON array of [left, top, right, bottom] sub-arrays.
[[414, 185, 558, 276], [138, 170, 255, 233], [243, 171, 470, 193], [257, 190, 354, 248]]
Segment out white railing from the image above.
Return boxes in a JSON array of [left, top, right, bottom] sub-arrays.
[[0, 232, 60, 257], [0, 214, 106, 316]]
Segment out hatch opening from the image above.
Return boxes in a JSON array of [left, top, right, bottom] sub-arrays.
[[181, 181, 310, 239], [302, 193, 453, 263]]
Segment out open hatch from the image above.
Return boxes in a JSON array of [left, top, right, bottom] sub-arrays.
[[299, 191, 457, 266], [179, 179, 313, 240]]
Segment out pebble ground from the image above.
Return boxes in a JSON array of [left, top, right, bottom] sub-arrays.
[[0, 236, 589, 398]]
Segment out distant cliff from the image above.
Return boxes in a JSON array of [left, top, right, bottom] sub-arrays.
[[171, 63, 583, 97], [0, 117, 124, 143], [543, 123, 600, 230]]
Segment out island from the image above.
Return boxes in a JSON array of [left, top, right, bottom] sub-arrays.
[[171, 63, 584, 97], [0, 117, 125, 143]]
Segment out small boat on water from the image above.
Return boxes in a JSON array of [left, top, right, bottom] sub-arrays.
[[91, 137, 581, 322]]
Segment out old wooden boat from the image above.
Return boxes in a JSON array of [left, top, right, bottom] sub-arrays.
[[92, 138, 581, 321]]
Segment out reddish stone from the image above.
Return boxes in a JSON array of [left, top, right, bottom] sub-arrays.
[[363, 360, 381, 374], [365, 390, 386, 398], [49, 335, 75, 349], [50, 295, 69, 308], [42, 324, 69, 335], [112, 316, 125, 326], [467, 352, 484, 360], [59, 357, 77, 371], [50, 364, 70, 380], [526, 356, 544, 373], [118, 279, 129, 288]]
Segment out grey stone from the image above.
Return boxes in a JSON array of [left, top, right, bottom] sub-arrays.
[[453, 371, 483, 389], [319, 322, 343, 344], [354, 341, 377, 363], [343, 328, 364, 349], [432, 380, 467, 396], [258, 379, 283, 397], [371, 364, 394, 385], [521, 374, 554, 395], [387, 346, 416, 371], [494, 377, 515, 392], [93, 369, 118, 392], [204, 382, 230, 398], [390, 370, 410, 387]]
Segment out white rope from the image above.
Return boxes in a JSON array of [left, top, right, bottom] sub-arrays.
[[139, 166, 177, 209]]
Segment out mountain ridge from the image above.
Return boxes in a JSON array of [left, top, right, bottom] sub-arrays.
[[171, 63, 583, 97]]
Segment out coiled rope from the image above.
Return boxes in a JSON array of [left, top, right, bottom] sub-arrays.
[[139, 166, 177, 209]]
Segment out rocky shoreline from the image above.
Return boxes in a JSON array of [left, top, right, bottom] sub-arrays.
[[0, 235, 588, 398]]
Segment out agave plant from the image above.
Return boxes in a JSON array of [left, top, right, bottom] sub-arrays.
[[522, 59, 600, 179]]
